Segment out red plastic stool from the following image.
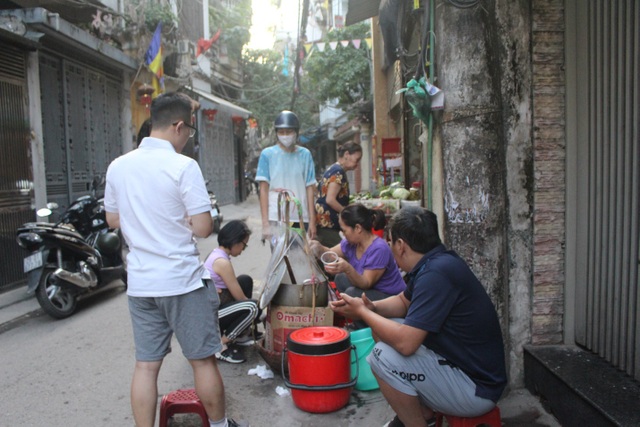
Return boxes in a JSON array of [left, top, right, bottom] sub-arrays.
[[435, 406, 501, 427], [158, 388, 209, 427]]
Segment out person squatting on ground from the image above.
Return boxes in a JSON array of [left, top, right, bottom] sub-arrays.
[[310, 204, 406, 306], [104, 92, 247, 427], [330, 207, 507, 427], [203, 220, 262, 364], [315, 141, 363, 247], [255, 110, 317, 243]]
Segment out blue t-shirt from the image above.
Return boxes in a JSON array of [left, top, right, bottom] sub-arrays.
[[255, 144, 316, 222], [403, 244, 507, 402], [340, 237, 406, 295]]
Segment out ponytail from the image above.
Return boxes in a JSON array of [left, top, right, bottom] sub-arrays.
[[371, 209, 386, 231]]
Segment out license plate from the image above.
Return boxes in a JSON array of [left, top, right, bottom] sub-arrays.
[[23, 252, 43, 273], [211, 208, 219, 218]]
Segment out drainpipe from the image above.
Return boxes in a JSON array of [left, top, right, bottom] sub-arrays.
[[426, 0, 435, 210]]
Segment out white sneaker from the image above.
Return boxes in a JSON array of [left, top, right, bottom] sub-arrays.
[[215, 348, 245, 364], [235, 331, 264, 346]]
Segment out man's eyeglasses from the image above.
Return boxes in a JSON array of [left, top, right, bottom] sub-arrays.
[[173, 121, 198, 138], [241, 241, 248, 250]]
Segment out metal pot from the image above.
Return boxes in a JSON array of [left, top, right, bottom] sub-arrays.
[[271, 281, 328, 307]]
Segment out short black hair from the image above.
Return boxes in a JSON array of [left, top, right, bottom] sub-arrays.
[[388, 207, 441, 254], [150, 92, 193, 129], [218, 220, 252, 248], [136, 118, 152, 147]]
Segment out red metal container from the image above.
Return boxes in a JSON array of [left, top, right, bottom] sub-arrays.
[[283, 326, 356, 413]]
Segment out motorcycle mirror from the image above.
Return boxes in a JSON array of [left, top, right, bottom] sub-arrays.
[[46, 202, 59, 210], [37, 208, 52, 217]]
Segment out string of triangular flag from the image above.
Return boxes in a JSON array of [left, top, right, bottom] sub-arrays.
[[304, 38, 372, 55]]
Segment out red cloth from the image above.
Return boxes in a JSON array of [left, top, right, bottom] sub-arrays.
[[196, 30, 221, 56]]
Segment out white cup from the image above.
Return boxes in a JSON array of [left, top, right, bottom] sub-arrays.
[[321, 251, 339, 266]]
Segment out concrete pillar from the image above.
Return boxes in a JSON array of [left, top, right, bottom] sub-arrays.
[[435, 1, 533, 387], [26, 51, 46, 210], [359, 122, 374, 191]]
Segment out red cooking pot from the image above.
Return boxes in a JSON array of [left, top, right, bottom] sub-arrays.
[[282, 326, 358, 413]]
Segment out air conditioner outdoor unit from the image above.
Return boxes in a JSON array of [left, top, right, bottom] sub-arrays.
[[177, 40, 194, 55]]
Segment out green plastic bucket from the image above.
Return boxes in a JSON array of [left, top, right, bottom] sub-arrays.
[[349, 327, 379, 391]]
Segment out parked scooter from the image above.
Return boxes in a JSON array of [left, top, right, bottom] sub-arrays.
[[205, 180, 223, 233], [244, 169, 259, 198], [16, 177, 126, 319]]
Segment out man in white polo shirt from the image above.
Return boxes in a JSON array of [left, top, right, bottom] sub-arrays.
[[105, 92, 246, 427]]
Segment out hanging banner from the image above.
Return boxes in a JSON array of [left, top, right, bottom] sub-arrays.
[[304, 38, 370, 54], [144, 23, 164, 97]]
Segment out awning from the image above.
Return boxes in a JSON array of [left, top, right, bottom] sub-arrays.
[[0, 26, 40, 50], [0, 8, 137, 71], [299, 126, 327, 145], [187, 87, 251, 118], [346, 0, 381, 26]]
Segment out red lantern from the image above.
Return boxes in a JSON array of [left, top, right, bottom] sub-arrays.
[[136, 84, 155, 110], [232, 116, 244, 124], [202, 108, 218, 122]]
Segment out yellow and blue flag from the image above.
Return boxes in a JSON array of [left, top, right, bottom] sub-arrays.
[[145, 23, 164, 96]]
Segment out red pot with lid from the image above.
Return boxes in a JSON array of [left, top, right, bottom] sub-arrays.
[[282, 326, 358, 413]]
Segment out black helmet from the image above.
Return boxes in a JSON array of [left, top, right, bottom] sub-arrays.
[[274, 110, 299, 131], [96, 232, 121, 255]]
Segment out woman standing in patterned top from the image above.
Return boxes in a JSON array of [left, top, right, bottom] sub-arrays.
[[315, 142, 363, 247]]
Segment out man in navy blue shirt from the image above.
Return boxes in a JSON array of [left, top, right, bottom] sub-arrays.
[[331, 207, 506, 427]]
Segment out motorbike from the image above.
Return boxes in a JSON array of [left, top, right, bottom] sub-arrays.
[[244, 169, 260, 198], [16, 177, 127, 319], [205, 180, 223, 233]]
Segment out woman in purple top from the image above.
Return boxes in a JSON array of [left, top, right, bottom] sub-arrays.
[[310, 204, 406, 306]]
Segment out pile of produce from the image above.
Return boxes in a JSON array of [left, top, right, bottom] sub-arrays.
[[350, 182, 420, 203]]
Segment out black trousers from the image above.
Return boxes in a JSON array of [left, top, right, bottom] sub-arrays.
[[218, 275, 262, 341]]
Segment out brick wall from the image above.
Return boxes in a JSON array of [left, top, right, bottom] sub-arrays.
[[531, 0, 566, 344]]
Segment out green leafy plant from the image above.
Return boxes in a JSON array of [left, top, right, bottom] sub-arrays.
[[209, 0, 251, 60], [303, 22, 372, 108], [144, 2, 176, 32], [241, 48, 316, 139]]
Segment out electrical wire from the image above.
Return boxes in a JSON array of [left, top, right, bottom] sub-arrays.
[[239, 85, 290, 103], [212, 73, 290, 93], [207, 75, 289, 104], [445, 0, 481, 8], [414, 0, 430, 80]]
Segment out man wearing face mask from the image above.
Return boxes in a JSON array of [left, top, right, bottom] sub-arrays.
[[255, 110, 317, 242]]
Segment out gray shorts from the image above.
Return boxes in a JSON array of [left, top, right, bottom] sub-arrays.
[[128, 281, 222, 361], [367, 341, 495, 417]]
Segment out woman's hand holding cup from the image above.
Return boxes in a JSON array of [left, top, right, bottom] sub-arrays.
[[321, 251, 340, 274]]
